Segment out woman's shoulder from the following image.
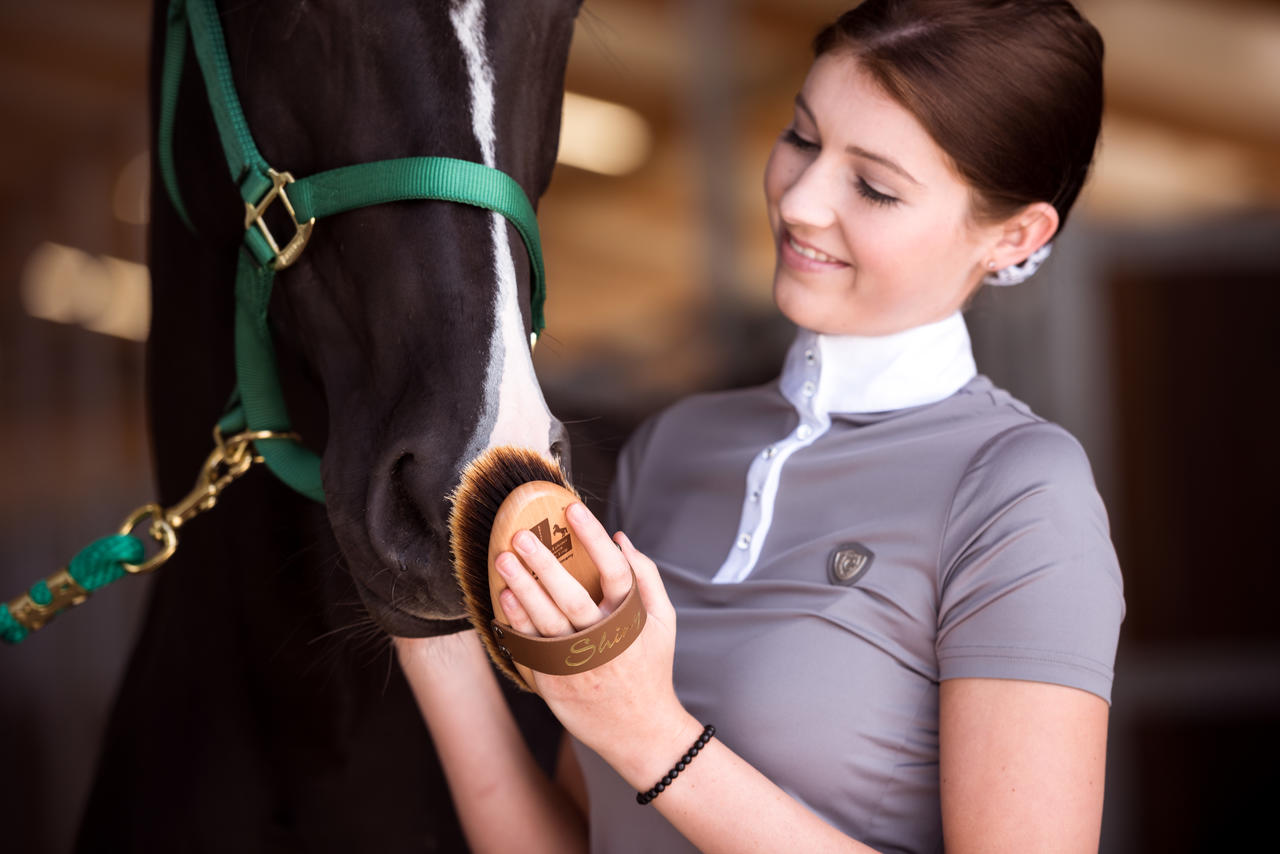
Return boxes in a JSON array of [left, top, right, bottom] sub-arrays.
[[935, 382, 1124, 703], [947, 375, 1096, 488]]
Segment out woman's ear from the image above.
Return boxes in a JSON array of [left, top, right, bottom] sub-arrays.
[[987, 202, 1059, 271]]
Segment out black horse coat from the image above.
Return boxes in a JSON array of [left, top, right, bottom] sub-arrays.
[[76, 1, 578, 849]]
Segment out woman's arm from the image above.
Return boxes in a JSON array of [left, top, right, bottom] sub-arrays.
[[502, 503, 1111, 854], [393, 631, 587, 854], [940, 678, 1109, 853], [498, 504, 878, 854]]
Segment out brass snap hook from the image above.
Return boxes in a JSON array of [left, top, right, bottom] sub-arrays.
[[118, 429, 299, 573], [118, 504, 179, 574]]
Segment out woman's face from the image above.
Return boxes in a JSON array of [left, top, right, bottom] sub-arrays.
[[764, 53, 999, 336]]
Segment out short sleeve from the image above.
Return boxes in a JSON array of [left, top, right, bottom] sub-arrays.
[[936, 422, 1125, 703]]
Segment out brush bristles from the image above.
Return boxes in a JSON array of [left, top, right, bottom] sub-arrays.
[[449, 445, 576, 689]]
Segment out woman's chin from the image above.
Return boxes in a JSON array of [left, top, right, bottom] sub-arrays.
[[773, 278, 857, 335]]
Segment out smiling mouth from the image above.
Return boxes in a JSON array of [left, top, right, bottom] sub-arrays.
[[783, 232, 847, 267]]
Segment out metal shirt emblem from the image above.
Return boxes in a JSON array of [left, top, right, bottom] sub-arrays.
[[828, 542, 874, 586]]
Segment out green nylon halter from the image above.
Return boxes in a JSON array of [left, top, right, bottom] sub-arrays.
[[2, 0, 555, 643], [160, 0, 548, 502]]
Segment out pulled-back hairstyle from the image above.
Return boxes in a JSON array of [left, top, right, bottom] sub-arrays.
[[814, 0, 1103, 237]]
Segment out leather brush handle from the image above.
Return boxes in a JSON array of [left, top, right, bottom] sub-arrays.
[[490, 570, 646, 676]]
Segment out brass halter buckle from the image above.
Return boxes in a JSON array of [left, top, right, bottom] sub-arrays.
[[244, 168, 315, 270]]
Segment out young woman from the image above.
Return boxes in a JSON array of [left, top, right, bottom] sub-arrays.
[[395, 1, 1125, 851]]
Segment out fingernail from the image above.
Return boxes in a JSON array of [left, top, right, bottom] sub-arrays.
[[617, 532, 633, 549], [567, 502, 587, 523], [513, 530, 536, 554], [495, 553, 517, 578]]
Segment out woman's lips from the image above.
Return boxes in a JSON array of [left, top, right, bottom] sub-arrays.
[[780, 231, 848, 271]]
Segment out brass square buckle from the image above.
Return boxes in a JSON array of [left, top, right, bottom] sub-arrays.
[[244, 168, 315, 270]]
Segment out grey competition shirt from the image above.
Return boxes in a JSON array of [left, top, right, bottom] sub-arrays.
[[573, 345, 1125, 853]]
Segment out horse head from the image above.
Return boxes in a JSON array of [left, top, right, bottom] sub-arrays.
[[156, 0, 582, 638]]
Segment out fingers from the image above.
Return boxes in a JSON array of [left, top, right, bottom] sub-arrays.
[[498, 526, 604, 634], [565, 502, 633, 612], [495, 506, 658, 640], [616, 531, 675, 624], [496, 551, 575, 636], [513, 529, 605, 629], [497, 585, 536, 635]]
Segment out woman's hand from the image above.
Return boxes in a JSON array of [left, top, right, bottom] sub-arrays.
[[494, 502, 703, 785]]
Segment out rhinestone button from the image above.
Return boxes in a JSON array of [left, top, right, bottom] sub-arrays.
[[797, 424, 813, 439], [802, 381, 816, 397], [805, 349, 816, 365], [737, 533, 752, 549], [763, 446, 777, 459]]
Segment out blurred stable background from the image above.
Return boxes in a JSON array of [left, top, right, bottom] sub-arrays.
[[2, 0, 1278, 851]]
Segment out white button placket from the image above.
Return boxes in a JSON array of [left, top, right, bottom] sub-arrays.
[[713, 340, 832, 584]]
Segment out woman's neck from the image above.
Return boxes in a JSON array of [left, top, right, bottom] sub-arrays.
[[780, 312, 977, 415]]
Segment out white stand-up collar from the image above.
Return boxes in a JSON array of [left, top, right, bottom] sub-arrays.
[[780, 312, 977, 415], [712, 312, 976, 584]]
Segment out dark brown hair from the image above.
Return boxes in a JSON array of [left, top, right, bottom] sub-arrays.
[[814, 0, 1104, 236]]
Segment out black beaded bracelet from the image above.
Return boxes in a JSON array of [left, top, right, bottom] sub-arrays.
[[636, 724, 716, 805]]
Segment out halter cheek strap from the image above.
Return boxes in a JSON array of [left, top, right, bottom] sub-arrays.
[[159, 0, 548, 502]]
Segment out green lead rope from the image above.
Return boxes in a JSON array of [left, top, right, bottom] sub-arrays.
[[1, 536, 145, 645]]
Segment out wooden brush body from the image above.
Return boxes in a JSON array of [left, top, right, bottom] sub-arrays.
[[487, 480, 603, 620], [450, 446, 645, 692]]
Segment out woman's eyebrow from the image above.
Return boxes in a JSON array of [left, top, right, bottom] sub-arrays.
[[795, 93, 922, 187]]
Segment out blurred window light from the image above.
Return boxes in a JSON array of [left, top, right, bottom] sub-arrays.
[[113, 151, 150, 225], [1085, 117, 1267, 221], [557, 92, 652, 176], [1079, 0, 1280, 141], [21, 242, 150, 342]]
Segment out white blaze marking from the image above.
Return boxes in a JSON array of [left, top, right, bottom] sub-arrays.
[[449, 0, 554, 458]]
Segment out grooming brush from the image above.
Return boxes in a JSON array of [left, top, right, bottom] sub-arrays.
[[450, 446, 646, 692]]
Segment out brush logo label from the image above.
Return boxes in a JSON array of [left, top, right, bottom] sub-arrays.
[[529, 517, 574, 562]]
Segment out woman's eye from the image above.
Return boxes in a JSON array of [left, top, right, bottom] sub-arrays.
[[857, 178, 899, 207], [782, 128, 818, 151]]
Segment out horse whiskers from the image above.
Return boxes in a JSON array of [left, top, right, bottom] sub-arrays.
[[305, 614, 380, 648], [302, 612, 390, 679], [575, 7, 629, 78], [381, 636, 400, 696], [556, 415, 604, 427], [575, 485, 605, 505]]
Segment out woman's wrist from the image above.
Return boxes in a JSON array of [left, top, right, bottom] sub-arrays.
[[600, 705, 705, 792]]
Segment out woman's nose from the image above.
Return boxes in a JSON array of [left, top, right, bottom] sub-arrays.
[[778, 160, 837, 231]]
